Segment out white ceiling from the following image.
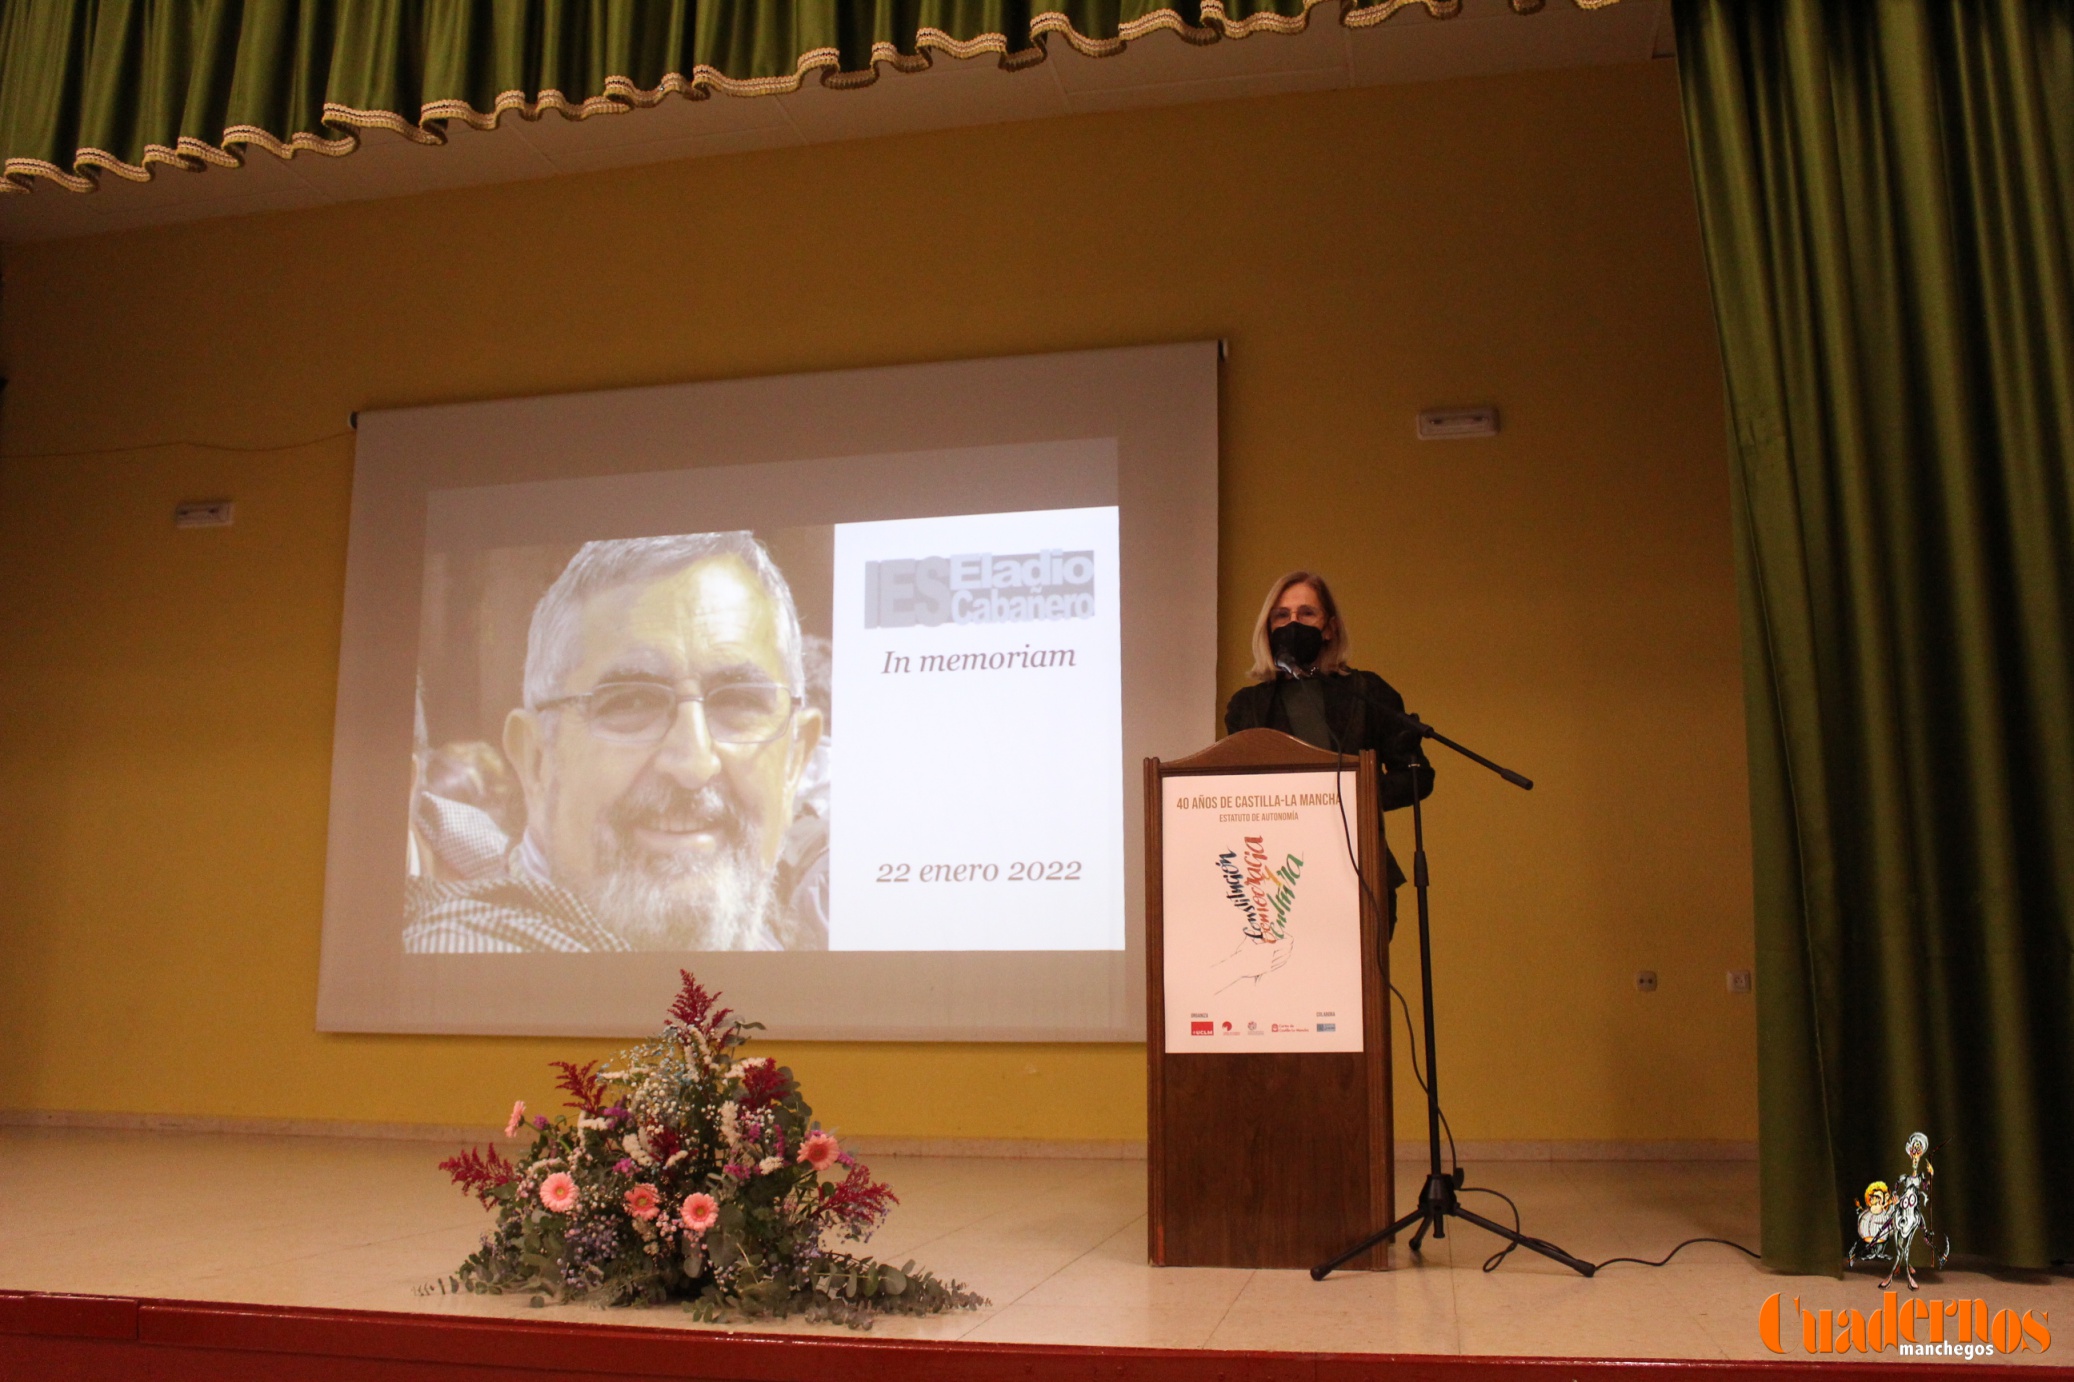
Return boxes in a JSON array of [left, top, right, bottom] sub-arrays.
[[0, 0, 1671, 244]]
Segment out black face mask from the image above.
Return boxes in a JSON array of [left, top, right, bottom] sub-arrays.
[[1269, 621, 1326, 672]]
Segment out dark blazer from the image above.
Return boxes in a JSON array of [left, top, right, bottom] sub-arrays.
[[1223, 669, 1435, 812]]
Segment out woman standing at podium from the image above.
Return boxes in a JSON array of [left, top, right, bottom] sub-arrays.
[[1223, 571, 1433, 932]]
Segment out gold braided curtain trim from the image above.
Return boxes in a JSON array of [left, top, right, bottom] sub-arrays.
[[2, 0, 1625, 195]]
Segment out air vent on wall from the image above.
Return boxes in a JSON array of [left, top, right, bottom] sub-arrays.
[[1416, 405, 1500, 440], [174, 500, 235, 529]]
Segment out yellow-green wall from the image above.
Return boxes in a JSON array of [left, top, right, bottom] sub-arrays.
[[0, 58, 1752, 1145]]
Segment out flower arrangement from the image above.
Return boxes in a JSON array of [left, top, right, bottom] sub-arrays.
[[434, 970, 983, 1326]]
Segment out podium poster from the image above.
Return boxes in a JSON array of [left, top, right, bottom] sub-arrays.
[[1160, 769, 1364, 1053]]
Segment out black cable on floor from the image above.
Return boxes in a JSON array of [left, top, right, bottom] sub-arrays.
[[1458, 1183, 1759, 1274], [1595, 1237, 1761, 1270], [1460, 1185, 1525, 1272]]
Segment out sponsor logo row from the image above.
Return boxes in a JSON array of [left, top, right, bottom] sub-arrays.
[[1186, 1013, 1337, 1036]]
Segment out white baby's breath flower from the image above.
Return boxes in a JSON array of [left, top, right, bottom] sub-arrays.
[[756, 1155, 784, 1175], [577, 1115, 612, 1132], [718, 1101, 741, 1151]]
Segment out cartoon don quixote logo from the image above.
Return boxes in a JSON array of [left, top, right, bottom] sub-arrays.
[[1756, 1130, 2053, 1359], [1850, 1131, 1950, 1290]]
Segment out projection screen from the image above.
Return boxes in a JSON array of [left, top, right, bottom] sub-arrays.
[[316, 343, 1218, 1040]]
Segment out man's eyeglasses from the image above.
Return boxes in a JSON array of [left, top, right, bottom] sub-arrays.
[[536, 681, 799, 747]]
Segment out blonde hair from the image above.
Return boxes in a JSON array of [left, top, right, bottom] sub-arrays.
[[1248, 570, 1351, 681]]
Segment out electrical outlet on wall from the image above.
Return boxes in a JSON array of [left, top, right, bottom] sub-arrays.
[[1635, 970, 1658, 993], [1727, 969, 1753, 994]]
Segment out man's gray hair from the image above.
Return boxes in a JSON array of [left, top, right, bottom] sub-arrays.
[[523, 532, 805, 711]]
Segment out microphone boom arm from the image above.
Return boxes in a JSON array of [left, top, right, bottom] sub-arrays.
[[1400, 714, 1533, 791]]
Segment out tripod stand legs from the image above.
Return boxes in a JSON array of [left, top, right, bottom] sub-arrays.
[[1308, 1190, 1434, 1279], [1312, 738, 1594, 1281], [1448, 1199, 1599, 1278], [1310, 1171, 1598, 1280]]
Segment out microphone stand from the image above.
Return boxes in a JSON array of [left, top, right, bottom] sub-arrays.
[[1313, 713, 1596, 1280]]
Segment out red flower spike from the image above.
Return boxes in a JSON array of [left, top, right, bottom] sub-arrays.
[[739, 1057, 789, 1110], [550, 1059, 609, 1116], [667, 969, 734, 1036], [438, 1145, 516, 1206], [823, 1163, 898, 1229]]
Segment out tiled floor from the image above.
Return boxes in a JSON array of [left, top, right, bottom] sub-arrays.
[[2, 1127, 2066, 1363]]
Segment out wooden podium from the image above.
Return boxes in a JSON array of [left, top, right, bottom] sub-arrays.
[[1144, 728, 1392, 1269]]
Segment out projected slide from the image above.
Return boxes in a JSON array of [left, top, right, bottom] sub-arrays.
[[831, 508, 1123, 950], [318, 344, 1217, 1039], [404, 507, 1122, 955]]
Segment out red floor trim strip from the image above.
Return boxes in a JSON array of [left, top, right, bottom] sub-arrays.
[[1, 1291, 2059, 1382]]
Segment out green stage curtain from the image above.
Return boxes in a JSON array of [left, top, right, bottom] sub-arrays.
[[0, 0, 1585, 193], [1675, 0, 2074, 1274]]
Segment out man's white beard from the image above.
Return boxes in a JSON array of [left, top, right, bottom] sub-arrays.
[[592, 839, 775, 951], [578, 776, 778, 951]]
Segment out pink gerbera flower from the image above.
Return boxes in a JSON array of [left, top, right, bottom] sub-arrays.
[[504, 1100, 527, 1138], [800, 1130, 840, 1172], [623, 1183, 660, 1221], [538, 1172, 579, 1213], [680, 1192, 719, 1234]]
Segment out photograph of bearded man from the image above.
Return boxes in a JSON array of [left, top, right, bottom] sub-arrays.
[[404, 532, 826, 953]]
